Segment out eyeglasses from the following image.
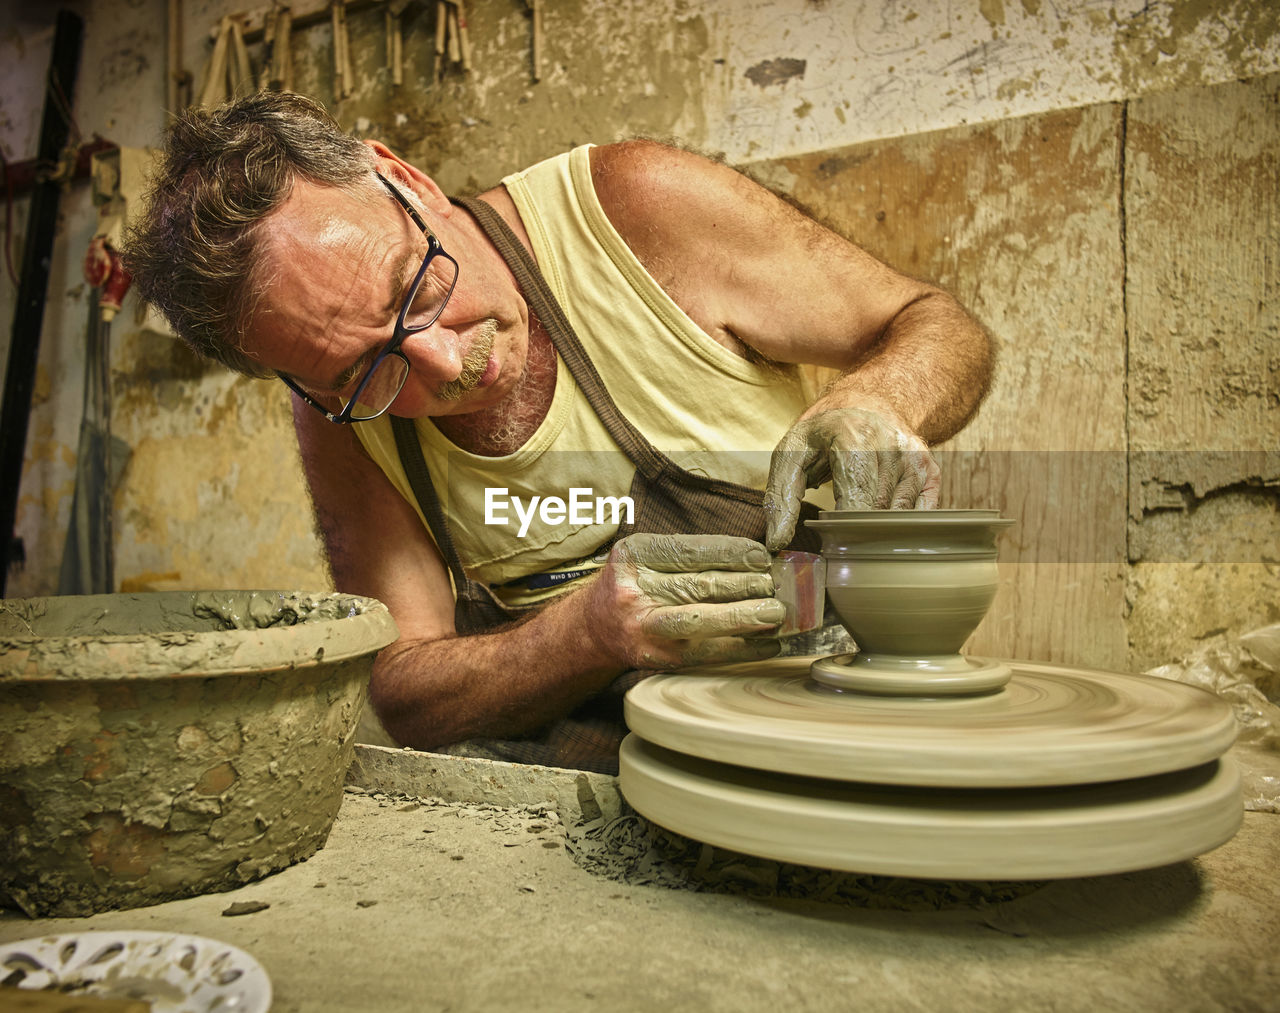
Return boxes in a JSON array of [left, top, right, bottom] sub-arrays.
[[279, 172, 460, 424]]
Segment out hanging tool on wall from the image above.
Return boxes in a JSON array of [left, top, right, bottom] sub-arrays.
[[331, 1, 354, 99], [525, 0, 543, 83], [83, 239, 133, 322], [57, 146, 150, 595], [260, 4, 295, 92], [386, 0, 412, 87], [197, 14, 254, 107], [167, 0, 192, 114], [434, 0, 472, 81], [61, 236, 130, 595]]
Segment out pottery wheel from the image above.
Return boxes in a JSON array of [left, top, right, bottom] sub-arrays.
[[623, 656, 1239, 787], [619, 736, 1243, 880]]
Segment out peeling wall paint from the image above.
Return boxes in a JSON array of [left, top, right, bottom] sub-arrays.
[[1122, 73, 1280, 668], [704, 0, 1280, 162]]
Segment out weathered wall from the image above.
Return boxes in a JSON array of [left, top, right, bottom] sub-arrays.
[[1123, 74, 1280, 668], [751, 73, 1278, 670], [1, 0, 1276, 669]]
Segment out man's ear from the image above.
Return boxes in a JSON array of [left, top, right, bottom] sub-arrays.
[[363, 139, 451, 216]]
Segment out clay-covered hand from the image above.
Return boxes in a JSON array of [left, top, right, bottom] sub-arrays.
[[764, 406, 941, 551], [585, 532, 785, 669]]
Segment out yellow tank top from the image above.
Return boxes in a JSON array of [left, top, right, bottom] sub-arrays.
[[352, 145, 813, 606]]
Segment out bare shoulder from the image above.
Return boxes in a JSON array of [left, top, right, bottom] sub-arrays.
[[587, 140, 815, 338], [589, 140, 785, 255], [586, 139, 934, 368]]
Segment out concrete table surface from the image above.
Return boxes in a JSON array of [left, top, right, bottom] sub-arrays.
[[2, 747, 1277, 1013]]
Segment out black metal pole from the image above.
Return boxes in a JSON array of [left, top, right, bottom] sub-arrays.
[[0, 10, 84, 596]]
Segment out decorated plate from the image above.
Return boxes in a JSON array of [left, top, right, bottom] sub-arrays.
[[0, 931, 271, 1011]]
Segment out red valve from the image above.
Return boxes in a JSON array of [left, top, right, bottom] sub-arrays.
[[83, 236, 133, 321]]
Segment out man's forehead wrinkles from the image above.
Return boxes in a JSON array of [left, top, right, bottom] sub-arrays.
[[319, 255, 415, 392], [266, 181, 425, 393], [384, 245, 416, 316]]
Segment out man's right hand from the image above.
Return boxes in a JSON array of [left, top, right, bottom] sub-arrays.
[[583, 532, 785, 669]]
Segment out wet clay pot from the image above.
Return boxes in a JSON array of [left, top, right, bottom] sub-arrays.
[[0, 591, 398, 917], [805, 510, 1014, 695]]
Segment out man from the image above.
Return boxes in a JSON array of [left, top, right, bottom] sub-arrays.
[[127, 92, 992, 772]]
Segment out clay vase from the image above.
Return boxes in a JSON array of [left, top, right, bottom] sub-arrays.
[[805, 510, 1014, 696]]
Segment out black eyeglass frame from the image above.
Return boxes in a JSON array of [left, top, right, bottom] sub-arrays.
[[278, 172, 460, 425]]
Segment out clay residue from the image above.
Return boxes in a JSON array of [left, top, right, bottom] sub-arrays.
[[744, 58, 807, 88], [1111, 1, 1280, 96], [0, 590, 367, 639], [342, 785, 1043, 912], [979, 0, 1006, 30]]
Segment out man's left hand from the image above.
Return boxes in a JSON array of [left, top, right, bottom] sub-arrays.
[[764, 406, 941, 551]]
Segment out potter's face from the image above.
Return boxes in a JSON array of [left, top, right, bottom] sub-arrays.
[[245, 176, 529, 418]]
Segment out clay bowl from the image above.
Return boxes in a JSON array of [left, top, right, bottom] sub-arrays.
[[0, 590, 398, 917], [805, 510, 1013, 696]]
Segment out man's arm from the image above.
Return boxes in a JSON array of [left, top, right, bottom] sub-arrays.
[[292, 399, 782, 748], [589, 140, 994, 545]]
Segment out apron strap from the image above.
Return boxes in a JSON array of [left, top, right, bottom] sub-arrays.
[[452, 195, 671, 486], [453, 195, 766, 508], [390, 416, 466, 593]]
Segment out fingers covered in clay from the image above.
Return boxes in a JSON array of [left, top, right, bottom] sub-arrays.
[[636, 569, 775, 605], [765, 407, 941, 550], [643, 598, 786, 640], [615, 532, 772, 573], [583, 532, 783, 670]]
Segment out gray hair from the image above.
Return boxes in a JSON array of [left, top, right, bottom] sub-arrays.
[[124, 92, 376, 376]]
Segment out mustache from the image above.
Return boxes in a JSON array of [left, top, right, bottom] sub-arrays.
[[437, 320, 498, 401]]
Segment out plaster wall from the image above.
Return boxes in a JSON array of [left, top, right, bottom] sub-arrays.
[[1, 0, 1275, 670]]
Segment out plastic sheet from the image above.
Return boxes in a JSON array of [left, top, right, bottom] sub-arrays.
[[1146, 625, 1280, 813]]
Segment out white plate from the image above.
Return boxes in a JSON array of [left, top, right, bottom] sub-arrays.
[[0, 930, 271, 1012]]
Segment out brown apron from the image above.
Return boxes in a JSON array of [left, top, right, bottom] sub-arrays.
[[388, 195, 818, 774]]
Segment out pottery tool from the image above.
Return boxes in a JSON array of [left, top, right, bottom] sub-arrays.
[[619, 509, 1244, 880], [770, 550, 824, 637], [166, 0, 191, 113], [454, 0, 472, 72], [197, 15, 253, 108], [434, 0, 447, 74]]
